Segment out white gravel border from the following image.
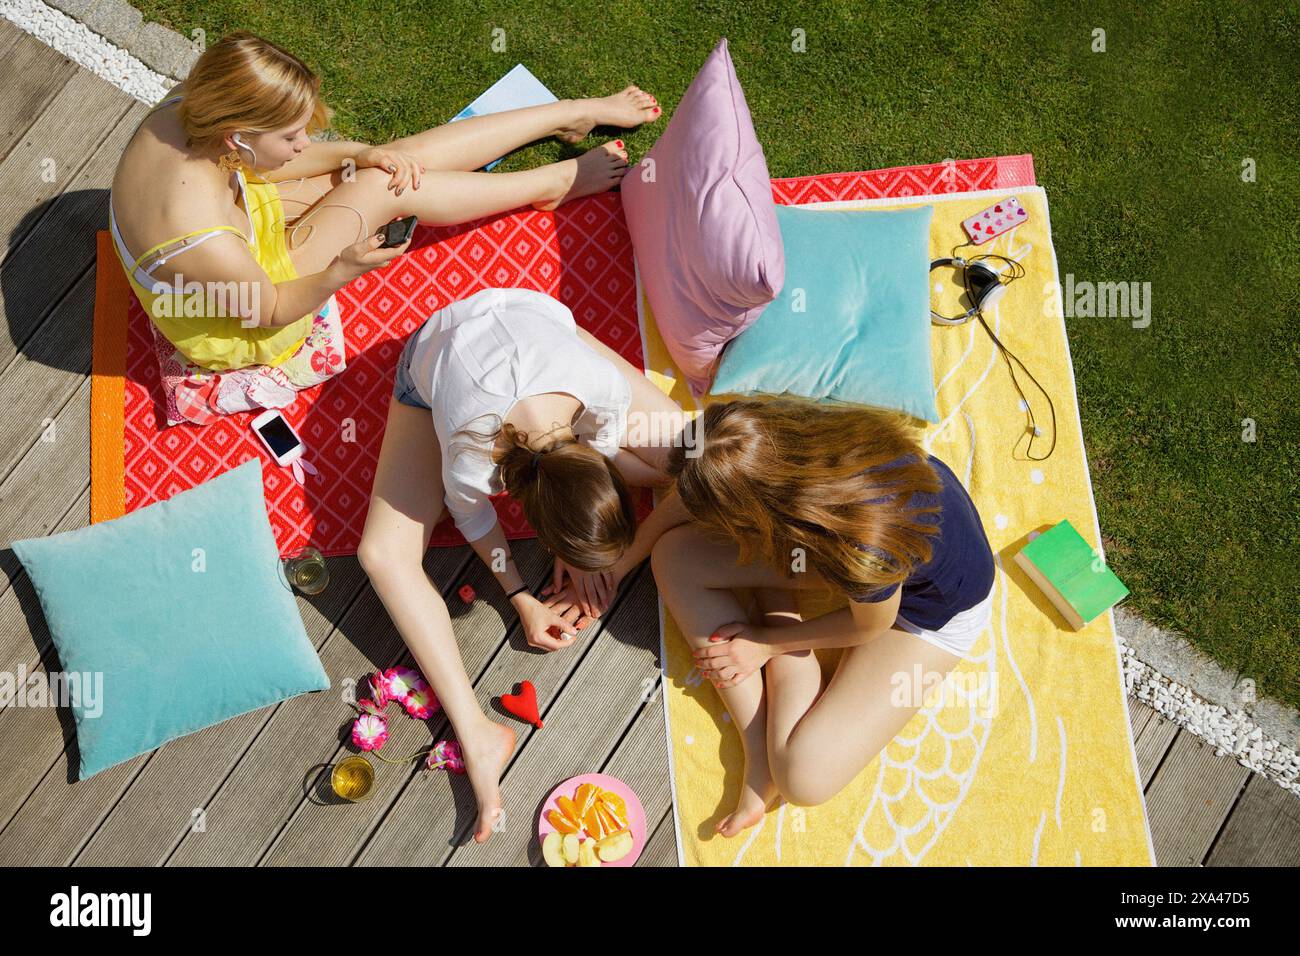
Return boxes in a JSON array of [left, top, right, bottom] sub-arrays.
[[5, 0, 1298, 802], [1, 0, 169, 103], [1122, 642, 1299, 796]]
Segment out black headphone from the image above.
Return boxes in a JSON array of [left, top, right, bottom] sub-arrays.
[[929, 257, 1016, 325], [928, 249, 1057, 461]]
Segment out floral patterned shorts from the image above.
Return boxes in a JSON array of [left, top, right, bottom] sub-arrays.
[[154, 295, 347, 427]]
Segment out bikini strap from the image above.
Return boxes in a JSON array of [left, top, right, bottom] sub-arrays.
[[135, 226, 249, 276]]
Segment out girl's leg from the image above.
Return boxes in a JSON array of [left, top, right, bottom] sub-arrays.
[[765, 626, 963, 807], [650, 524, 828, 837], [385, 85, 658, 173], [284, 143, 629, 276], [357, 395, 515, 843], [279, 84, 657, 222]]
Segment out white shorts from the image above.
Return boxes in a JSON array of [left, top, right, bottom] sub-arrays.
[[893, 583, 995, 658]]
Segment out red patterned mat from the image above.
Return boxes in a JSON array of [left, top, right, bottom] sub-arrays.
[[109, 154, 1035, 558]]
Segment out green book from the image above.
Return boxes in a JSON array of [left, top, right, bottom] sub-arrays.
[[1014, 519, 1130, 629]]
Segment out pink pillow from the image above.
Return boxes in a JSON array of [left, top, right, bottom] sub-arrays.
[[620, 37, 784, 398]]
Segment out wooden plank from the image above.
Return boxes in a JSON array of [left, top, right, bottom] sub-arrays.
[[599, 674, 671, 841], [1144, 729, 1250, 866], [1204, 773, 1300, 867], [0, 18, 25, 62], [0, 489, 89, 850], [71, 557, 372, 865], [437, 569, 663, 866], [257, 539, 561, 866], [0, 98, 148, 377], [346, 565, 653, 867], [1133, 708, 1178, 788], [0, 33, 78, 165], [163, 541, 533, 866], [1127, 695, 1152, 743], [441, 665, 670, 868], [0, 267, 94, 483], [0, 68, 134, 261], [637, 809, 680, 867], [0, 376, 92, 706], [0, 730, 149, 866]]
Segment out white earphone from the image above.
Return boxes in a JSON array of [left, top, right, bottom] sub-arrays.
[[231, 132, 257, 168]]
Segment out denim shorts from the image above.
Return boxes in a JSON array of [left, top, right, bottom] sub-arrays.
[[392, 325, 432, 410]]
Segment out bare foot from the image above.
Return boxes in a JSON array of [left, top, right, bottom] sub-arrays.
[[717, 758, 781, 837], [556, 85, 660, 143], [532, 141, 630, 211], [460, 720, 516, 843]]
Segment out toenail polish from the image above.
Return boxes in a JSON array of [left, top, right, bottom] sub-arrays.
[[615, 140, 623, 147], [653, 107, 660, 114]]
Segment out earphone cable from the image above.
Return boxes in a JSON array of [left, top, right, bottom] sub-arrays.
[[956, 249, 1058, 461]]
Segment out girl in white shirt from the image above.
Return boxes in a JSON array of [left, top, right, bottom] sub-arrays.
[[359, 286, 690, 844]]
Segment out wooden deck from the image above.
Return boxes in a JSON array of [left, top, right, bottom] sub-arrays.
[[0, 19, 1295, 867]]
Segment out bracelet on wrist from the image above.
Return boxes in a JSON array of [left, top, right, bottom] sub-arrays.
[[505, 585, 529, 601]]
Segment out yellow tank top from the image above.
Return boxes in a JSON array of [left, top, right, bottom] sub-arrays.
[[108, 95, 315, 371]]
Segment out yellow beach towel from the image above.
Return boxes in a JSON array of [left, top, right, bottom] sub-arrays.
[[637, 186, 1155, 866]]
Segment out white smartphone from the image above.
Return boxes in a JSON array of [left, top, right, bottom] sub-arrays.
[[250, 409, 305, 466]]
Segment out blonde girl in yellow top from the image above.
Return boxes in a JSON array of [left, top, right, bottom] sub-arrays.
[[110, 30, 660, 372]]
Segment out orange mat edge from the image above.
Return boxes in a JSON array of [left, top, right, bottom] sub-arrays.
[[90, 230, 128, 524]]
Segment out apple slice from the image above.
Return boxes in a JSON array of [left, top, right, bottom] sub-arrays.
[[596, 829, 634, 862], [541, 830, 566, 868], [562, 832, 580, 865], [577, 837, 601, 867]]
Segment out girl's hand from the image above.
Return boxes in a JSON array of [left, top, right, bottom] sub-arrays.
[[692, 622, 773, 688], [514, 593, 580, 652], [334, 230, 411, 281], [541, 556, 620, 618], [356, 145, 424, 196]]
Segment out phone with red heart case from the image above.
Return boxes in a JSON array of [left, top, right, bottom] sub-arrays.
[[962, 196, 1029, 244]]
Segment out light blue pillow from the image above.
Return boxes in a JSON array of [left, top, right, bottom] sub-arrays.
[[711, 203, 939, 422], [10, 458, 330, 780]]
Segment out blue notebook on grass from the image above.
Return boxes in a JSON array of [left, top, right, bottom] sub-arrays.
[[449, 64, 558, 170]]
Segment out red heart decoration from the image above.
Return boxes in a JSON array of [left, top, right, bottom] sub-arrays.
[[501, 680, 543, 728], [994, 204, 1003, 212], [1018, 208, 1027, 216]]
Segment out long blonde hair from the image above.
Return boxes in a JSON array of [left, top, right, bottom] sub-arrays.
[[177, 31, 333, 150], [664, 397, 943, 600]]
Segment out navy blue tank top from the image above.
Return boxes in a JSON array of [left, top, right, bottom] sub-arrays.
[[845, 452, 995, 630]]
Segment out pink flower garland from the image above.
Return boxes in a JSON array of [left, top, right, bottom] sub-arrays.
[[349, 667, 457, 770]]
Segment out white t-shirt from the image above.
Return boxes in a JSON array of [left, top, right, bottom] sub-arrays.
[[404, 287, 633, 542]]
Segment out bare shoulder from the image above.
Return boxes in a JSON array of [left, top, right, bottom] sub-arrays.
[[113, 111, 244, 264]]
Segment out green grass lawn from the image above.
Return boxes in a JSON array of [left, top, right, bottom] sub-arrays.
[[135, 0, 1299, 708]]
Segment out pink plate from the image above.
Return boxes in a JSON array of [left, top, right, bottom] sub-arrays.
[[536, 772, 646, 867]]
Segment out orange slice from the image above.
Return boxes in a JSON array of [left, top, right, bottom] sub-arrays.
[[596, 790, 628, 827], [595, 804, 623, 835], [555, 795, 583, 831], [574, 783, 600, 818], [546, 808, 580, 834], [582, 804, 607, 840]]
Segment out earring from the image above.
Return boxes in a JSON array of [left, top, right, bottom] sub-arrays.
[[217, 149, 242, 173]]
